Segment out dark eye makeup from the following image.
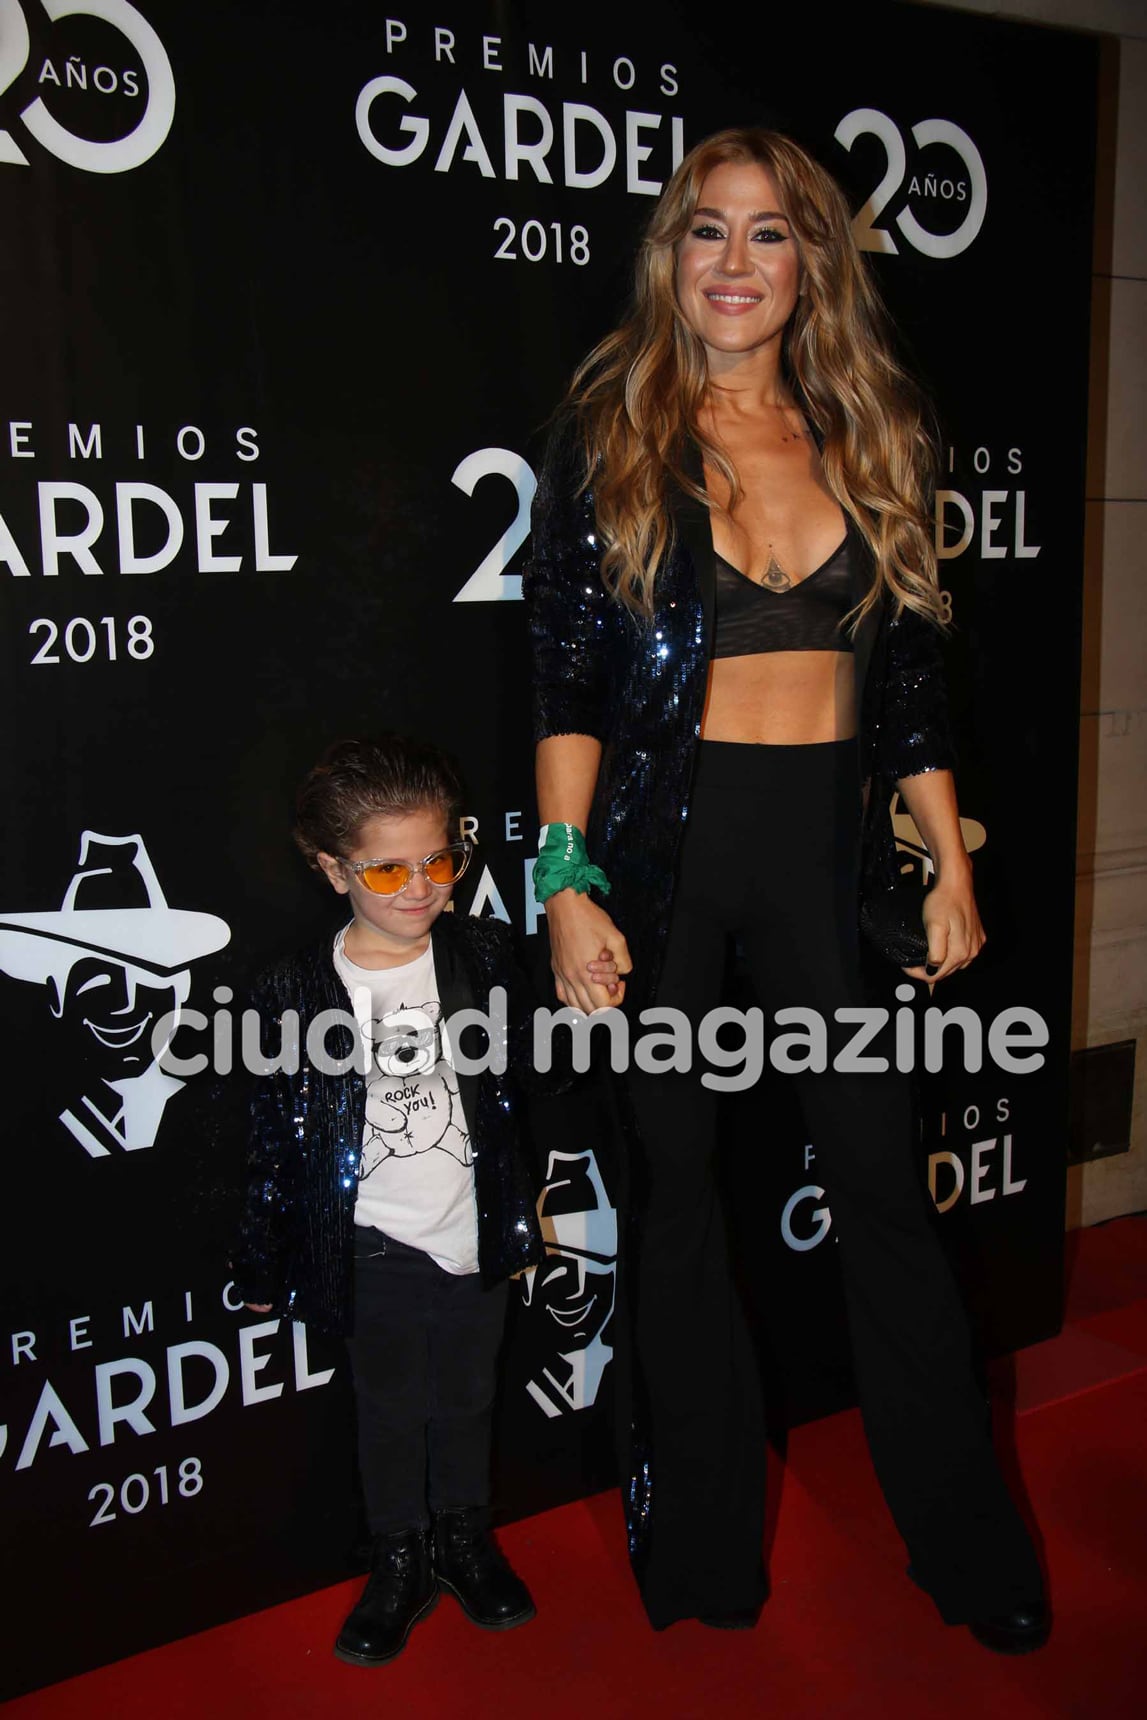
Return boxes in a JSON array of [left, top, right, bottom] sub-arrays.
[[688, 222, 790, 243]]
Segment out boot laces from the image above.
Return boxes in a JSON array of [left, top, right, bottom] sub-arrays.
[[443, 1523, 509, 1577], [365, 1532, 422, 1594]]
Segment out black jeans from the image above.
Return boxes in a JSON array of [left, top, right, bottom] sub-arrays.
[[626, 739, 1042, 1628], [345, 1227, 508, 1535]]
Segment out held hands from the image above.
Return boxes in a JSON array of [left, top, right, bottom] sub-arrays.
[[544, 887, 631, 1012], [903, 862, 985, 987]]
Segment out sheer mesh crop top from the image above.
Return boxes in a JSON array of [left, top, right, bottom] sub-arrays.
[[711, 521, 864, 659]]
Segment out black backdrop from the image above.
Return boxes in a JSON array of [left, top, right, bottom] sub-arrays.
[[0, 0, 1095, 1696]]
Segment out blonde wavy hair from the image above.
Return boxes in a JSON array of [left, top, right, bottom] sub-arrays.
[[566, 127, 944, 625]]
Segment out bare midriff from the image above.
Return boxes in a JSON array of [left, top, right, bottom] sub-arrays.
[[701, 649, 856, 744]]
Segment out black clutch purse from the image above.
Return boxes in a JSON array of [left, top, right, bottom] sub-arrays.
[[859, 876, 930, 968]]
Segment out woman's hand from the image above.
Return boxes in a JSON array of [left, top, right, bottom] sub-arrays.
[[902, 861, 985, 985], [545, 888, 631, 1011], [244, 1303, 273, 1314], [895, 770, 984, 987]]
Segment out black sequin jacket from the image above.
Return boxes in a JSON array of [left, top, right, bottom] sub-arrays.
[[524, 423, 955, 1016], [230, 914, 545, 1335]]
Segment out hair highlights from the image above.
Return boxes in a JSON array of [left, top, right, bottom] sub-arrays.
[[566, 127, 944, 625]]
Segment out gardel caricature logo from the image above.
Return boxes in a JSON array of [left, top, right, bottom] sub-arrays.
[[0, 831, 229, 1156], [521, 1148, 617, 1418]]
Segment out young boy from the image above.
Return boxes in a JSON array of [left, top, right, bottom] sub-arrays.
[[232, 734, 577, 1665]]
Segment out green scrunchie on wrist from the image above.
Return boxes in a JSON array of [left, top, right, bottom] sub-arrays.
[[533, 822, 611, 905]]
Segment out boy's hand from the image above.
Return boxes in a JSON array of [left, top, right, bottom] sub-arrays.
[[244, 1303, 273, 1314], [586, 945, 620, 998], [545, 890, 631, 1012]]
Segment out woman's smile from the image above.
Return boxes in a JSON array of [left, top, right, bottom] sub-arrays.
[[704, 289, 765, 311]]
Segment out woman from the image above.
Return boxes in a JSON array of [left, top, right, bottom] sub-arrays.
[[524, 129, 1048, 1649]]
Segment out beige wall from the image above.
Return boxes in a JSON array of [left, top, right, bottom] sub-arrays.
[[913, 0, 1147, 1224]]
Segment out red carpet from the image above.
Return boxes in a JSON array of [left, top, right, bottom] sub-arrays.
[[6, 1217, 1146, 1720]]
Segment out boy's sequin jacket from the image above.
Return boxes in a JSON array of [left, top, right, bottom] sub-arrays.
[[231, 914, 545, 1335]]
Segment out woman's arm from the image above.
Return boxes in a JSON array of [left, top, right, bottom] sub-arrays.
[[525, 421, 630, 1012], [536, 733, 631, 1011], [895, 766, 984, 983], [873, 601, 981, 983], [537, 731, 601, 831]]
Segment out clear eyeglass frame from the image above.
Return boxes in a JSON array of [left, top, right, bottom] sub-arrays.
[[339, 839, 472, 896]]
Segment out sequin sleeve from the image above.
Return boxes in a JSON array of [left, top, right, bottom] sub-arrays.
[[875, 601, 957, 783], [229, 980, 302, 1311], [523, 420, 617, 743]]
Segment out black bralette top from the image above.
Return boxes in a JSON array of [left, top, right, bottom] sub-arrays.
[[712, 525, 863, 659]]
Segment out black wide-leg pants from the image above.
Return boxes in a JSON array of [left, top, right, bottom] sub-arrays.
[[346, 1227, 508, 1535], [625, 738, 1043, 1629]]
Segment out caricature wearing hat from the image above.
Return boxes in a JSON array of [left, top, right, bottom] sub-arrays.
[[0, 832, 231, 1157], [521, 1148, 618, 1418]]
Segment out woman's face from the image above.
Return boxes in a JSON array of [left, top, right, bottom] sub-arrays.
[[674, 159, 801, 372]]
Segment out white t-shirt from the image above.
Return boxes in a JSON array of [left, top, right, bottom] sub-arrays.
[[333, 927, 479, 1275]]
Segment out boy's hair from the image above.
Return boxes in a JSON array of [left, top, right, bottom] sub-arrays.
[[294, 735, 465, 871]]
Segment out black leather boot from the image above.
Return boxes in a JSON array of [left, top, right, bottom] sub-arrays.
[[433, 1507, 536, 1630], [333, 1526, 437, 1666]]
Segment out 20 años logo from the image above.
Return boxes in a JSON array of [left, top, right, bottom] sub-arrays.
[[835, 109, 986, 259], [0, 0, 174, 174]]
